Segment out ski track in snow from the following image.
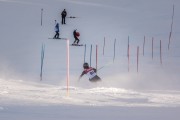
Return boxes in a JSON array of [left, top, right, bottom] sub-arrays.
[[1, 79, 180, 107]]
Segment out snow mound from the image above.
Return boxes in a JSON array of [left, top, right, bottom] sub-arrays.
[[1, 79, 180, 107]]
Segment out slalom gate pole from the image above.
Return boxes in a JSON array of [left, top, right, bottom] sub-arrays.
[[41, 8, 43, 26], [127, 36, 129, 57], [90, 44, 92, 67], [127, 36, 130, 72], [152, 37, 154, 60], [137, 46, 139, 73], [96, 45, 98, 72], [160, 40, 162, 65], [168, 5, 175, 50], [84, 44, 86, 63], [66, 39, 70, 96], [113, 39, 116, 63], [143, 36, 145, 56], [40, 43, 45, 81], [103, 37, 105, 56], [40, 44, 43, 80]]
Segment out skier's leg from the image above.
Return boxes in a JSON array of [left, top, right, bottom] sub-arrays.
[[77, 39, 80, 44], [54, 33, 57, 38], [62, 17, 65, 24], [75, 37, 78, 44], [89, 75, 101, 82], [73, 39, 76, 44], [64, 17, 66, 24], [76, 39, 78, 44], [57, 32, 59, 38]]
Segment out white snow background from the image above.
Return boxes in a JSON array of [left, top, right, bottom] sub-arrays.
[[0, 0, 180, 120]]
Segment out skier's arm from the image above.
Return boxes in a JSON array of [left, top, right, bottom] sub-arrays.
[[78, 71, 85, 81]]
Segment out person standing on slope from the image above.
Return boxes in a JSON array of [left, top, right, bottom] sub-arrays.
[[53, 23, 60, 39], [73, 29, 80, 45], [61, 9, 67, 24], [79, 63, 101, 82]]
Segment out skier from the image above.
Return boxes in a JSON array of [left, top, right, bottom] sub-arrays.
[[61, 9, 67, 24], [73, 29, 80, 45], [53, 23, 59, 39], [79, 63, 101, 82]]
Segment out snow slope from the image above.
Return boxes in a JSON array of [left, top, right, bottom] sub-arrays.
[[0, 0, 180, 120], [1, 78, 180, 107]]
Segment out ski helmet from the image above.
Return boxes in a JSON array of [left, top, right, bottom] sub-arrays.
[[83, 63, 89, 69]]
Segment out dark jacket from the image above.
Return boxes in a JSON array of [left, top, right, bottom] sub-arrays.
[[73, 30, 77, 38], [61, 10, 67, 17], [55, 23, 59, 32]]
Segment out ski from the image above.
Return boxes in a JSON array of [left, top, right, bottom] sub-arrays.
[[67, 16, 78, 18], [71, 44, 84, 46], [48, 38, 67, 40]]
